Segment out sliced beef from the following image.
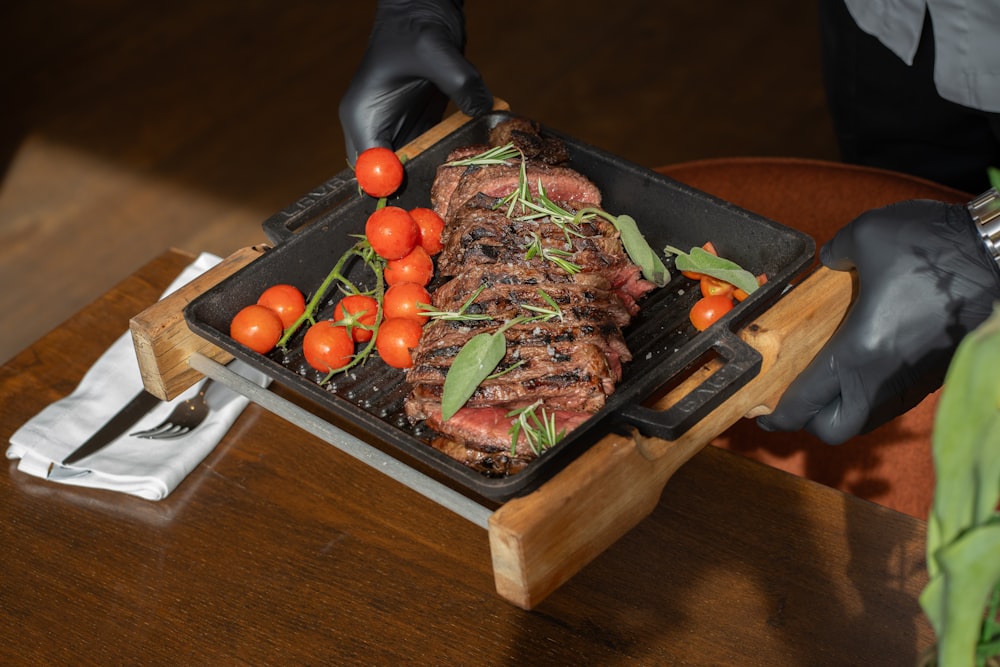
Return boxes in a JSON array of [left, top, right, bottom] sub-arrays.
[[418, 404, 593, 462], [429, 277, 634, 329], [413, 318, 630, 382], [430, 263, 613, 306], [404, 115, 657, 475], [438, 163, 601, 223], [487, 117, 571, 165], [436, 194, 626, 277], [410, 336, 614, 398], [429, 144, 494, 216]]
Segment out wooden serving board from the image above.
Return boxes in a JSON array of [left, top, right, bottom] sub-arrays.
[[129, 104, 853, 609]]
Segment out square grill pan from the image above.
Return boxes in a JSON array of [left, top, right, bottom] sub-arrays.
[[185, 112, 815, 502]]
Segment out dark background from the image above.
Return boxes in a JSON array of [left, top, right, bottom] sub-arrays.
[[0, 1, 837, 362]]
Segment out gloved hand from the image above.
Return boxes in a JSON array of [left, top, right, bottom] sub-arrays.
[[339, 0, 494, 161], [757, 199, 1000, 444]]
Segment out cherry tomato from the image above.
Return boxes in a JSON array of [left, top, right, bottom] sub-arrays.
[[699, 276, 734, 299], [230, 304, 284, 354], [365, 206, 420, 260], [334, 294, 379, 343], [376, 317, 424, 369], [354, 147, 404, 198], [384, 245, 434, 287], [383, 282, 431, 324], [689, 295, 734, 331], [409, 207, 445, 255], [302, 320, 355, 372], [256, 284, 306, 329], [733, 274, 768, 302]]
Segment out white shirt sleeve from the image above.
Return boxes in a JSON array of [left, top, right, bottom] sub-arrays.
[[843, 0, 1000, 112]]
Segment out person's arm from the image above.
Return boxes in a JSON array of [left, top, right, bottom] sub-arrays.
[[338, 0, 494, 162], [757, 193, 1000, 444]]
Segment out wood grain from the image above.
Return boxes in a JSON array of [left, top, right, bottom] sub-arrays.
[[489, 268, 853, 608], [130, 245, 264, 400]]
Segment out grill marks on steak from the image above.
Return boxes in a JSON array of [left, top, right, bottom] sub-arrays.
[[405, 117, 653, 475], [409, 340, 613, 413], [436, 194, 628, 279], [433, 162, 602, 224], [488, 116, 571, 165], [430, 264, 634, 325]]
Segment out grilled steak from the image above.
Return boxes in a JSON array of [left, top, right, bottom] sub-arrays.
[[404, 116, 655, 474], [487, 116, 571, 165], [412, 318, 631, 379], [424, 405, 594, 468], [429, 270, 635, 329], [436, 194, 625, 276], [434, 162, 602, 224], [429, 145, 492, 216]]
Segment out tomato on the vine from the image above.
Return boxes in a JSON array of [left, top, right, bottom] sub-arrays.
[[384, 245, 434, 287], [376, 317, 424, 369], [355, 147, 404, 198], [334, 294, 379, 343], [302, 320, 355, 372], [409, 207, 445, 256], [689, 295, 734, 331], [365, 206, 420, 261], [383, 282, 431, 324], [230, 304, 284, 354], [257, 284, 306, 328]]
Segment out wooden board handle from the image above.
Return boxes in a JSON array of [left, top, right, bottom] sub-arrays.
[[488, 267, 854, 609], [130, 246, 266, 400]]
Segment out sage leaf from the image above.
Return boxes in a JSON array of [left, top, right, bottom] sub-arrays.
[[440, 330, 507, 421], [613, 215, 670, 287], [666, 245, 760, 295], [920, 305, 1000, 665]]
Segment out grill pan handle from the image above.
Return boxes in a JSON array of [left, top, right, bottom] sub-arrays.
[[615, 328, 762, 441], [261, 172, 355, 244]]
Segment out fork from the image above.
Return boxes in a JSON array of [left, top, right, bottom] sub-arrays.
[[130, 379, 217, 440]]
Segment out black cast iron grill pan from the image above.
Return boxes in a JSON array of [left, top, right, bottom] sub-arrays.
[[184, 112, 815, 502]]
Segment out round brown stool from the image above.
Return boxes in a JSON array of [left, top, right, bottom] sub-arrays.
[[657, 157, 971, 520]]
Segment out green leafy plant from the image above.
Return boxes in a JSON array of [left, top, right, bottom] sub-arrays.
[[919, 304, 1000, 667]]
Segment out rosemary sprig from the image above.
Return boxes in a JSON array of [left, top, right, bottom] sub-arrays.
[[524, 232, 582, 274], [519, 288, 564, 321], [507, 400, 566, 456], [445, 142, 520, 167], [513, 180, 587, 246], [419, 286, 494, 321], [497, 152, 531, 218]]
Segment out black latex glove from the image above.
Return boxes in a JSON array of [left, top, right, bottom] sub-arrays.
[[757, 199, 1000, 444], [339, 0, 494, 162]]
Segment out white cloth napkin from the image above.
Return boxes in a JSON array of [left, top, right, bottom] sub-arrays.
[[6, 252, 270, 500]]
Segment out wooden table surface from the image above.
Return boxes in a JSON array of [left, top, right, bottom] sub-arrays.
[[1, 249, 933, 665]]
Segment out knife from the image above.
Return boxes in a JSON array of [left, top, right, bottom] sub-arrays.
[[61, 390, 162, 465]]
